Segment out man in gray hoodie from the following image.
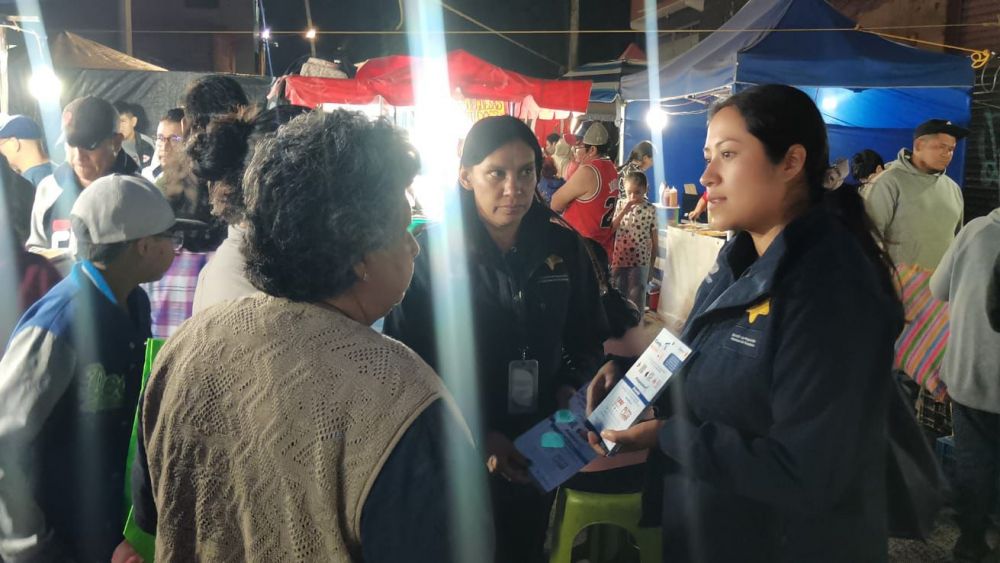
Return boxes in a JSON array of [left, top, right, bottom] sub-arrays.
[[930, 206, 1000, 562], [863, 119, 967, 270]]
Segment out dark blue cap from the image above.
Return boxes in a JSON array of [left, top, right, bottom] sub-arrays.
[[0, 114, 42, 140]]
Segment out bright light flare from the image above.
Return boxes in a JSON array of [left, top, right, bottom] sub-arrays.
[[260, 28, 271, 41], [405, 1, 489, 561], [646, 106, 669, 131], [305, 28, 317, 40], [28, 68, 61, 100]]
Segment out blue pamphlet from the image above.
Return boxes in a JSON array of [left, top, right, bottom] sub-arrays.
[[513, 385, 597, 492]]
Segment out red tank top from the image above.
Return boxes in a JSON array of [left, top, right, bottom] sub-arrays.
[[562, 158, 618, 257]]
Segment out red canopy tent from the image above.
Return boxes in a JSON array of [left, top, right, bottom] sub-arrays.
[[277, 50, 591, 114]]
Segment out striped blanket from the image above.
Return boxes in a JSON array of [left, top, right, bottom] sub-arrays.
[[894, 264, 950, 401]]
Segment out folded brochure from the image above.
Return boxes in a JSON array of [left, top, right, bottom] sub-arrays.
[[513, 327, 691, 491], [587, 328, 691, 454]]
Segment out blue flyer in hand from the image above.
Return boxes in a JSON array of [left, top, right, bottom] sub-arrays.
[[513, 385, 597, 492]]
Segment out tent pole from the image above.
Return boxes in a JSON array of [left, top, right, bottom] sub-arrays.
[[304, 0, 317, 58], [568, 0, 579, 71], [0, 26, 7, 114], [618, 100, 626, 166], [121, 0, 133, 55]]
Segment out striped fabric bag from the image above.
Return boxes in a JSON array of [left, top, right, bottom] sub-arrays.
[[894, 264, 950, 401]]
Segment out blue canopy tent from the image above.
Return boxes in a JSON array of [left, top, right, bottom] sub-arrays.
[[620, 0, 974, 204], [561, 46, 646, 126], [563, 59, 646, 104]]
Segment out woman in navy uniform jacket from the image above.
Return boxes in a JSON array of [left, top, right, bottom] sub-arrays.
[[588, 84, 904, 562]]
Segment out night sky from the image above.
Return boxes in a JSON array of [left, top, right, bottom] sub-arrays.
[[261, 0, 637, 79]]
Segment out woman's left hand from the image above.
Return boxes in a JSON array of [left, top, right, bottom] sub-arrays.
[[587, 418, 663, 456]]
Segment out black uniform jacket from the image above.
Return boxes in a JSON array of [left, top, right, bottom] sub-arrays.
[[385, 190, 610, 438]]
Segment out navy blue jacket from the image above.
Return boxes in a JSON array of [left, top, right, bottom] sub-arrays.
[[648, 206, 903, 562], [0, 261, 150, 562]]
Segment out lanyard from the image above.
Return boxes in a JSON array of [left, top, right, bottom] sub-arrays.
[[79, 260, 119, 306], [502, 248, 532, 361]]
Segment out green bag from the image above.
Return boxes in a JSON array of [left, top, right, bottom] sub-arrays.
[[121, 337, 164, 562]]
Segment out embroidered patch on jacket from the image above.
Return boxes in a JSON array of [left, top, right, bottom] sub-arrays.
[[746, 299, 771, 324], [723, 327, 763, 358], [80, 363, 125, 413]]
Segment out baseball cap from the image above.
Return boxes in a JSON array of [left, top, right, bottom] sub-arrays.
[[581, 122, 609, 146], [62, 96, 119, 150], [914, 119, 969, 140], [70, 174, 204, 244], [0, 114, 42, 139]]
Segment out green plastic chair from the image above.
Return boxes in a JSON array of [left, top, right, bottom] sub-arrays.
[[548, 488, 662, 563], [121, 337, 164, 562]]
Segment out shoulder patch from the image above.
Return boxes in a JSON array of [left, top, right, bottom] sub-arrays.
[[746, 298, 771, 324]]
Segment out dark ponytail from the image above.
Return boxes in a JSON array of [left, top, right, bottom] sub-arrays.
[[188, 105, 310, 225], [182, 75, 250, 131], [621, 140, 653, 172], [710, 84, 899, 302]]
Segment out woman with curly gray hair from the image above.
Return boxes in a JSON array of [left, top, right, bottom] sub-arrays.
[[130, 110, 491, 562]]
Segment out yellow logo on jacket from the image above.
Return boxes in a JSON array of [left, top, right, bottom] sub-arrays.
[[747, 299, 771, 324]]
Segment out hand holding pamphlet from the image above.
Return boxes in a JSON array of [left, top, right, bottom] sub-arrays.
[[587, 328, 692, 454], [513, 328, 691, 491]]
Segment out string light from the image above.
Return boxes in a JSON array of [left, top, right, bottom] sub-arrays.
[[645, 106, 668, 131]]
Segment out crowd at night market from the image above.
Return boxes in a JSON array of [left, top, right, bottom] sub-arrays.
[[0, 0, 999, 562]]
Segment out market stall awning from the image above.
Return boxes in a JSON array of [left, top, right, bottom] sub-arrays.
[[562, 43, 646, 103], [280, 50, 591, 113], [621, 0, 973, 101], [52, 32, 166, 72], [562, 59, 646, 103]]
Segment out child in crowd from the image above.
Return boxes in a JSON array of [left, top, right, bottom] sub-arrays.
[[536, 158, 565, 204], [610, 170, 657, 310]]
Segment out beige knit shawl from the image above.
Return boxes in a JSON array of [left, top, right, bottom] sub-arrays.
[[143, 294, 468, 561]]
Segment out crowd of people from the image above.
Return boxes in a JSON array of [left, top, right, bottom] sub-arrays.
[[0, 74, 996, 563]]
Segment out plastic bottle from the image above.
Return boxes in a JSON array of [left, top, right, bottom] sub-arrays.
[[647, 278, 661, 312]]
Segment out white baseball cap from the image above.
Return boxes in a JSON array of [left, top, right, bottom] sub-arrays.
[[70, 174, 204, 244], [581, 121, 610, 146]]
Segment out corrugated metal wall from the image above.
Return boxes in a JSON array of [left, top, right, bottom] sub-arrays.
[[952, 0, 1000, 220]]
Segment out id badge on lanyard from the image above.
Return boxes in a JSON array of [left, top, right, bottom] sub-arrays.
[[507, 281, 538, 414], [508, 358, 539, 415]]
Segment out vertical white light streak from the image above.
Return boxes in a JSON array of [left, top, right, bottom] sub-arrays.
[[16, 1, 62, 163], [404, 1, 490, 561], [643, 0, 667, 201]]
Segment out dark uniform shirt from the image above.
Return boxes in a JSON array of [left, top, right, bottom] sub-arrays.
[[385, 191, 610, 438]]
